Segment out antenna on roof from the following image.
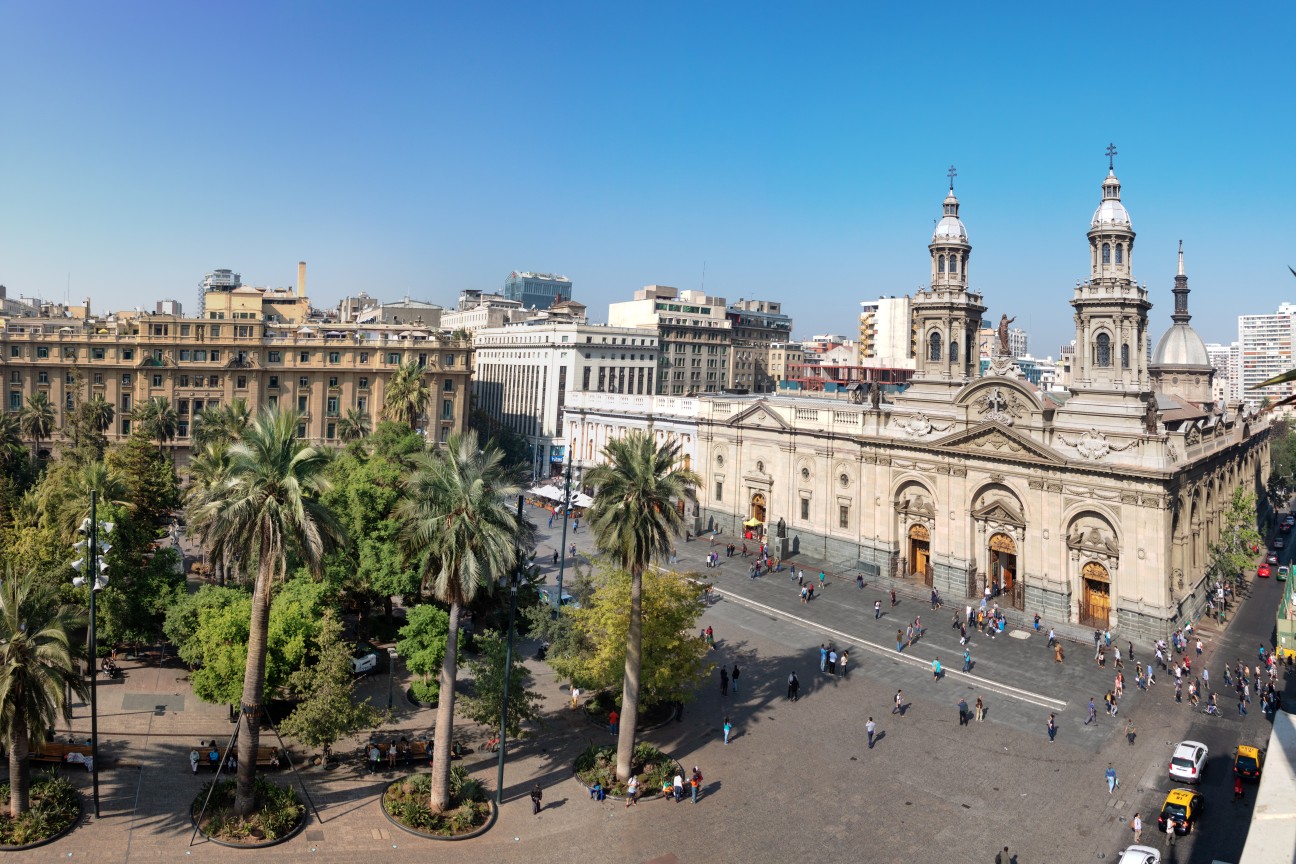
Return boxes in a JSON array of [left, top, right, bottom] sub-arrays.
[[701, 260, 706, 294]]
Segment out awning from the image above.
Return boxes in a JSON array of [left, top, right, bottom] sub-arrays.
[[572, 493, 594, 508], [743, 518, 764, 527], [536, 485, 565, 501]]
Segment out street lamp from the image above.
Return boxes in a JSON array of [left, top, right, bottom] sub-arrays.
[[553, 460, 574, 613], [71, 490, 113, 819], [386, 647, 398, 711], [495, 495, 524, 806]]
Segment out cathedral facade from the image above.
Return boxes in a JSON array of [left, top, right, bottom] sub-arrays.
[[696, 164, 1269, 640]]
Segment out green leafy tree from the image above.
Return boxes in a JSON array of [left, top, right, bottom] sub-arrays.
[[106, 430, 180, 531], [18, 391, 55, 467], [395, 431, 520, 811], [337, 409, 372, 443], [190, 408, 344, 816], [583, 431, 699, 781], [382, 361, 431, 431], [543, 566, 711, 707], [280, 610, 383, 758], [185, 441, 235, 585], [1208, 487, 1263, 584], [458, 629, 544, 739], [396, 603, 451, 704], [0, 571, 87, 817]]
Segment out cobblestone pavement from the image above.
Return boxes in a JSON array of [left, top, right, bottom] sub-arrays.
[[24, 504, 1288, 864]]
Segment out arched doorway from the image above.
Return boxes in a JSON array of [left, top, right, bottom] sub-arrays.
[[1080, 562, 1111, 628], [909, 523, 931, 583], [989, 532, 1022, 609], [750, 492, 767, 524]]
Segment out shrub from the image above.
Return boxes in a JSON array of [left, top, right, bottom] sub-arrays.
[[382, 772, 491, 836], [574, 742, 677, 797], [191, 778, 304, 843], [0, 770, 82, 846], [410, 680, 440, 704]]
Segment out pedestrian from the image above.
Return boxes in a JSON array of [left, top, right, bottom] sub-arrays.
[[818, 571, 826, 590], [893, 689, 903, 715], [573, 517, 579, 532], [552, 549, 558, 566], [1033, 612, 1041, 631], [819, 644, 828, 672], [1046, 713, 1057, 742], [787, 672, 800, 701], [1125, 718, 1137, 745], [723, 716, 732, 745], [625, 775, 638, 807], [1131, 812, 1142, 843], [963, 649, 972, 673], [1146, 662, 1155, 686], [609, 709, 619, 737], [890, 588, 897, 608], [548, 511, 554, 528], [1196, 638, 1204, 656], [896, 629, 904, 652], [974, 695, 984, 722], [1233, 775, 1244, 802], [1114, 646, 1123, 670], [673, 771, 684, 802], [800, 585, 809, 603], [931, 589, 939, 609], [1202, 667, 1210, 690], [1054, 642, 1065, 663], [827, 648, 838, 675], [720, 666, 729, 696], [731, 664, 740, 694], [931, 657, 942, 681], [1238, 694, 1247, 717], [1047, 627, 1056, 647], [906, 624, 915, 648], [531, 783, 543, 814], [874, 599, 882, 619], [857, 573, 864, 590], [190, 748, 200, 774], [838, 651, 848, 677], [798, 568, 805, 585], [1085, 698, 1097, 724], [1106, 764, 1118, 794], [690, 766, 702, 803], [866, 717, 876, 748], [1128, 641, 1135, 664], [957, 697, 969, 725]]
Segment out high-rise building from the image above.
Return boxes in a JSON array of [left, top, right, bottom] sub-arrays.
[[472, 319, 659, 478], [857, 297, 915, 369], [198, 268, 241, 318], [1205, 342, 1238, 404], [1008, 327, 1028, 359], [608, 285, 732, 396], [1238, 303, 1296, 409], [726, 299, 792, 392], [504, 272, 572, 311]]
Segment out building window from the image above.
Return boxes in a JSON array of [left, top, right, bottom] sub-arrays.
[[210, 351, 220, 362], [358, 377, 369, 389], [951, 339, 960, 363], [269, 351, 281, 363], [800, 498, 810, 520], [326, 396, 339, 415], [65, 394, 74, 410], [178, 399, 189, 415], [328, 376, 338, 388], [299, 351, 310, 363], [444, 354, 455, 367], [387, 353, 400, 365], [326, 422, 336, 440], [297, 396, 308, 413], [153, 349, 164, 363], [928, 331, 942, 362], [121, 394, 131, 411], [207, 375, 219, 387], [357, 396, 367, 412], [297, 424, 306, 439], [1095, 332, 1112, 368], [122, 349, 134, 361], [37, 372, 48, 385], [439, 425, 449, 443], [152, 374, 163, 387], [715, 481, 723, 501], [121, 419, 130, 436], [7, 372, 17, 384], [178, 420, 189, 437], [236, 375, 247, 389], [179, 375, 189, 387], [7, 392, 19, 411], [122, 373, 132, 385], [269, 375, 279, 389], [9, 347, 19, 358], [949, 255, 958, 274], [209, 325, 221, 337], [417, 353, 427, 368], [36, 347, 48, 359], [839, 504, 850, 529], [329, 352, 340, 364], [1115, 243, 1124, 265], [443, 379, 454, 392], [180, 350, 191, 361], [180, 324, 191, 336], [938, 255, 945, 273], [442, 399, 453, 420], [1102, 242, 1111, 264], [359, 352, 369, 364], [299, 376, 309, 388]]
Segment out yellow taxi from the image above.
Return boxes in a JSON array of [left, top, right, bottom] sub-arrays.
[[1234, 745, 1264, 781], [1157, 788, 1203, 834]]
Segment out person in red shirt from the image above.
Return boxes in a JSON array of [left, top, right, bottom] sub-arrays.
[[608, 709, 619, 737]]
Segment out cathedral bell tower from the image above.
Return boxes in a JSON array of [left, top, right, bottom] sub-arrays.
[[1070, 145, 1151, 392], [910, 166, 985, 392]]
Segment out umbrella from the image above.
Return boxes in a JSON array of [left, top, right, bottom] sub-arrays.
[[743, 517, 763, 527]]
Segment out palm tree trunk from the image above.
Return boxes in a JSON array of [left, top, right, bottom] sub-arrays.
[[234, 559, 273, 816], [428, 601, 461, 812], [615, 565, 644, 782], [9, 714, 29, 818]]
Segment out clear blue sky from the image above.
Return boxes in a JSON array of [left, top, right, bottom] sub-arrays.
[[2, 2, 1292, 356]]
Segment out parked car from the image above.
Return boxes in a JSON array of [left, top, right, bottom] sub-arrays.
[[1234, 745, 1264, 780], [1116, 846, 1161, 864], [538, 588, 580, 609], [1157, 788, 1204, 834], [1258, 564, 1271, 578], [350, 643, 383, 676], [1168, 740, 1208, 783]]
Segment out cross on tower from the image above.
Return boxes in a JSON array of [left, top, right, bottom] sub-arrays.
[[1105, 142, 1117, 170], [947, 165, 957, 190]]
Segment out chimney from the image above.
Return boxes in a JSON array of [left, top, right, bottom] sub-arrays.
[[297, 261, 306, 298]]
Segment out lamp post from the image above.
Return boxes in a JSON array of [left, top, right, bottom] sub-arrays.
[[71, 490, 113, 819], [553, 460, 573, 612], [386, 648, 398, 711], [495, 495, 524, 805]]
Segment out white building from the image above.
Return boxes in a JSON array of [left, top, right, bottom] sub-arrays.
[[1008, 327, 1028, 359], [472, 321, 659, 479], [442, 290, 525, 333], [608, 285, 732, 396], [858, 297, 915, 369], [1206, 342, 1239, 405], [1238, 303, 1296, 409], [562, 391, 701, 487]]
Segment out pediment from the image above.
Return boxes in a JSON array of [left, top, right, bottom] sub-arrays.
[[726, 400, 791, 430], [931, 421, 1065, 464], [970, 498, 1026, 527]]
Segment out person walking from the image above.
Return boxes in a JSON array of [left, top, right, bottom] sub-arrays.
[[690, 766, 702, 803], [957, 697, 969, 726], [931, 657, 942, 681], [625, 775, 638, 807], [723, 716, 733, 745], [818, 571, 826, 591], [893, 689, 903, 715], [827, 648, 838, 675], [1125, 718, 1137, 745], [1131, 812, 1142, 843], [995, 848, 1011, 864], [1085, 698, 1097, 724], [719, 666, 729, 696], [1233, 775, 1244, 802], [974, 696, 985, 722], [896, 629, 904, 652], [874, 599, 882, 619], [819, 644, 828, 672], [1047, 713, 1057, 742], [731, 664, 740, 694], [787, 672, 800, 701], [962, 649, 972, 673], [1047, 627, 1056, 647], [1105, 764, 1118, 795], [866, 717, 877, 748], [531, 783, 544, 814], [609, 709, 619, 737], [857, 573, 864, 590], [890, 588, 897, 608]]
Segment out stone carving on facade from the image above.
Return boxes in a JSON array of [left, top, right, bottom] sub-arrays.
[[1057, 428, 1137, 461], [1186, 427, 1201, 445], [1143, 395, 1158, 435], [891, 412, 952, 439], [897, 493, 936, 529], [974, 387, 1026, 425], [1067, 522, 1120, 570], [986, 354, 1022, 379], [968, 430, 1025, 454], [1167, 442, 1180, 463]]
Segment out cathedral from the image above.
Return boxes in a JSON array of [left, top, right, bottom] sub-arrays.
[[695, 160, 1269, 639]]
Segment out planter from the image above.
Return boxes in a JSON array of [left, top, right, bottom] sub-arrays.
[[380, 773, 495, 840], [0, 792, 82, 851], [572, 742, 680, 799], [189, 778, 308, 848], [405, 687, 438, 709]]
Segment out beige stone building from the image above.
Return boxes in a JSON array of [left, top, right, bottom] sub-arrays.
[[696, 168, 1270, 639], [2, 266, 471, 458]]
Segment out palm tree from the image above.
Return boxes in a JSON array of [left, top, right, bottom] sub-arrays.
[[192, 399, 251, 448], [193, 407, 343, 815], [584, 431, 700, 781], [396, 431, 520, 811], [39, 461, 130, 543], [382, 361, 431, 431], [18, 392, 55, 466], [0, 412, 25, 475], [86, 395, 114, 435], [0, 571, 88, 817], [337, 409, 372, 443], [185, 441, 235, 586], [135, 397, 178, 455]]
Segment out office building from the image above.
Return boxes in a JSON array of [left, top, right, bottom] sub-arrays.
[[504, 272, 572, 311], [858, 297, 915, 369], [198, 268, 241, 318], [1008, 327, 1028, 359], [726, 299, 792, 392], [1238, 303, 1296, 409], [562, 390, 701, 487], [442, 290, 525, 334], [1205, 342, 1238, 405], [608, 285, 732, 396]]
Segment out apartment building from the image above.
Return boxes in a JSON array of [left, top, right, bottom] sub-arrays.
[[857, 297, 915, 369], [2, 273, 471, 458], [726, 299, 792, 393], [608, 285, 732, 396], [1238, 303, 1296, 409], [1205, 342, 1239, 405], [472, 319, 659, 478], [768, 342, 806, 389], [442, 290, 525, 334]]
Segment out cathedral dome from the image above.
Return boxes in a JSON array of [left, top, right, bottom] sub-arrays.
[[1091, 170, 1131, 228], [1152, 323, 1210, 368], [933, 192, 967, 241]]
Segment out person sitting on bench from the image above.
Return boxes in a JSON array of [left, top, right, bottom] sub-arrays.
[[208, 746, 220, 770]]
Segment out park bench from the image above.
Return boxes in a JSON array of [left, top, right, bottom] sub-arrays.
[[193, 744, 288, 771], [31, 741, 93, 767]]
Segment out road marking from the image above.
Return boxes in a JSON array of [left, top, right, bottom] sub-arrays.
[[708, 585, 1068, 711]]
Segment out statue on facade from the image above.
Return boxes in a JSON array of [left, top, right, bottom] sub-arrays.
[[869, 381, 882, 410], [997, 314, 1016, 356], [776, 517, 786, 539], [1144, 394, 1158, 435]]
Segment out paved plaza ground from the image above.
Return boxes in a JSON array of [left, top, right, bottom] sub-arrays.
[[22, 505, 1291, 864]]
